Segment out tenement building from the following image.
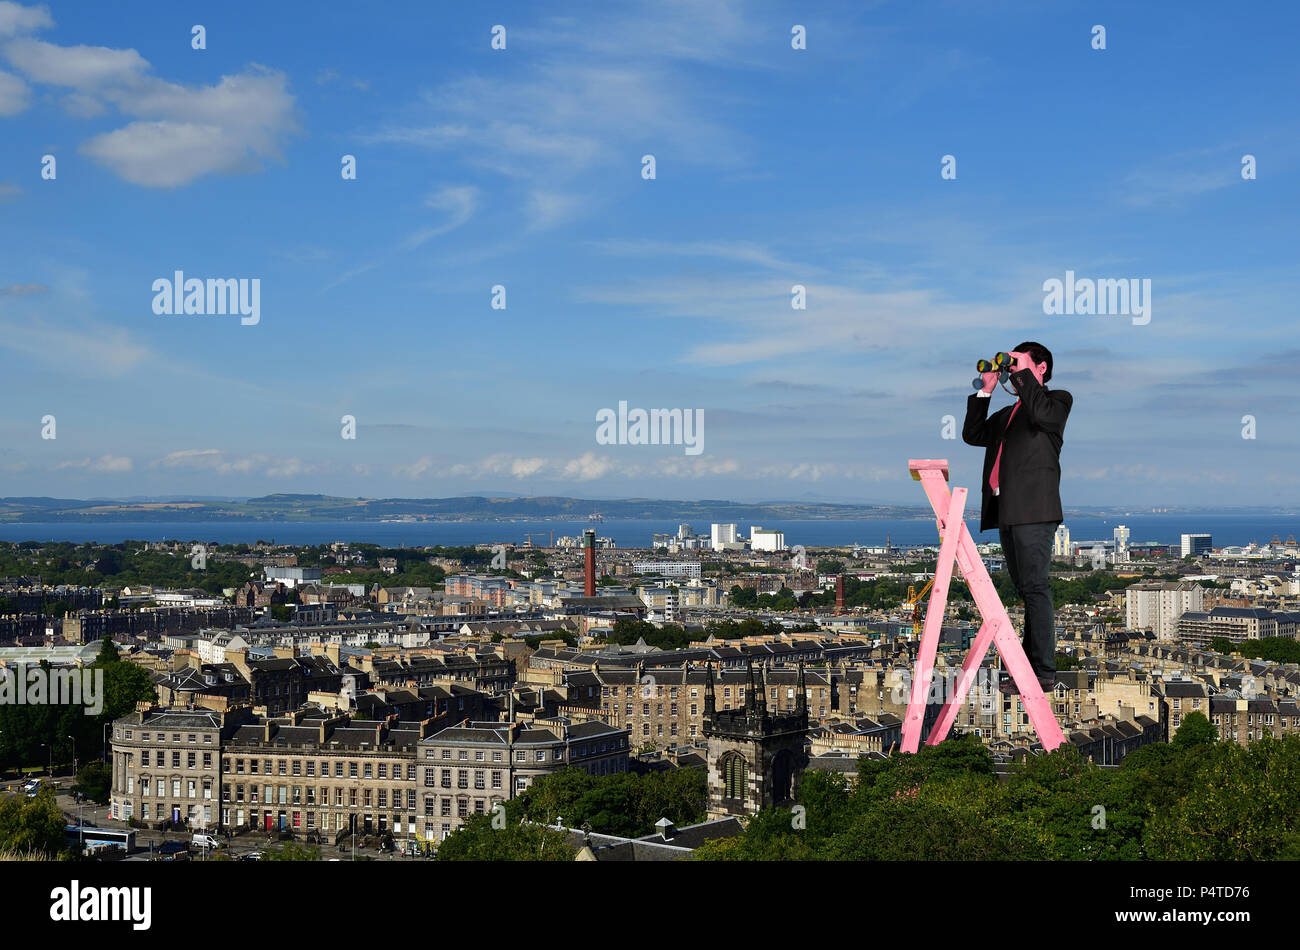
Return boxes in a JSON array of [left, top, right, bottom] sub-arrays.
[[109, 705, 252, 827], [110, 703, 630, 846], [417, 717, 630, 841]]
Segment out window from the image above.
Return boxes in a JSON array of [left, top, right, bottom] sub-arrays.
[[457, 770, 468, 789], [491, 771, 502, 790], [474, 771, 485, 790], [722, 754, 747, 800]]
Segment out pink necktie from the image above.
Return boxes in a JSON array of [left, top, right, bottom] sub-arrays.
[[990, 399, 1021, 494]]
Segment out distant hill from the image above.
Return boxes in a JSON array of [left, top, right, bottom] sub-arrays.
[[0, 494, 931, 524]]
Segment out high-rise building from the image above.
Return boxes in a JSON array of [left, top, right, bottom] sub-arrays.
[[749, 527, 786, 552], [710, 523, 738, 551], [1125, 581, 1205, 641], [1113, 525, 1130, 562], [1052, 524, 1071, 558], [1181, 533, 1212, 557]]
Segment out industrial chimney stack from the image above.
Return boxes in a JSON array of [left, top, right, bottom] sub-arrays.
[[583, 529, 597, 596], [835, 575, 846, 615]]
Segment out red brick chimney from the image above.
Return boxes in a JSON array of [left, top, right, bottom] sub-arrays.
[[836, 575, 846, 615], [584, 530, 596, 597]]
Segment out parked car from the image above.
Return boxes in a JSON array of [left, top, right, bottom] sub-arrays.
[[239, 851, 264, 862], [156, 840, 189, 861], [22, 779, 42, 797]]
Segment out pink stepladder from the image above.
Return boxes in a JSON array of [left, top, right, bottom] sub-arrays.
[[899, 459, 1065, 753]]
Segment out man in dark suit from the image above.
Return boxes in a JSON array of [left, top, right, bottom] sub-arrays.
[[962, 341, 1072, 694]]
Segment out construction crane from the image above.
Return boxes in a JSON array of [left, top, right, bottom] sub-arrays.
[[902, 577, 936, 638], [522, 532, 551, 548]]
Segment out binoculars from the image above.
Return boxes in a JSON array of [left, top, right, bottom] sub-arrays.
[[971, 352, 1013, 390]]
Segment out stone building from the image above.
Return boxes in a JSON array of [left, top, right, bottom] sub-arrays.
[[703, 661, 809, 819], [417, 716, 630, 842]]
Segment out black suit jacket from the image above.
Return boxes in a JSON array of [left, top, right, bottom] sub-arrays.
[[962, 368, 1072, 533]]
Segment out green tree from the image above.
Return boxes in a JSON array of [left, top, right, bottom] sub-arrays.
[[266, 841, 322, 861], [0, 788, 68, 857], [1171, 711, 1217, 746], [73, 761, 112, 804], [437, 813, 575, 861]]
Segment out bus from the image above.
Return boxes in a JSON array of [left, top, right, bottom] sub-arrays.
[[66, 825, 137, 853]]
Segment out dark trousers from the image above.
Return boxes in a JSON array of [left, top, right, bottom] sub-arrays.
[[998, 521, 1057, 678]]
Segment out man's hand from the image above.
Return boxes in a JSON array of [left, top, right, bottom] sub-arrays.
[[1008, 350, 1045, 385], [979, 370, 999, 393]]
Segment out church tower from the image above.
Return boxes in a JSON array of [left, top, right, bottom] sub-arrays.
[[702, 660, 810, 819]]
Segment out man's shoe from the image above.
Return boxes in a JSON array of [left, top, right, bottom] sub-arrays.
[[997, 677, 1020, 695], [1037, 674, 1057, 691]]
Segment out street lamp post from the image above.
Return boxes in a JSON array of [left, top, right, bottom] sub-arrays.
[[67, 734, 77, 777]]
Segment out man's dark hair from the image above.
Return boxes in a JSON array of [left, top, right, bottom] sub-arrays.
[[1013, 341, 1053, 383]]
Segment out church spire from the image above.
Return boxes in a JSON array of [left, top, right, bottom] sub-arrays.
[[796, 661, 807, 716], [756, 662, 768, 716], [745, 660, 757, 714], [704, 662, 716, 717]]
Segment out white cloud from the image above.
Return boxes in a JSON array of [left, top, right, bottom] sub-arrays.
[[510, 457, 547, 478], [3, 28, 299, 187], [0, 313, 150, 375], [0, 69, 27, 114], [4, 38, 146, 86], [55, 455, 133, 473], [526, 190, 582, 231], [561, 452, 617, 482], [0, 281, 43, 295], [0, 2, 52, 38], [403, 185, 478, 248], [152, 449, 311, 478]]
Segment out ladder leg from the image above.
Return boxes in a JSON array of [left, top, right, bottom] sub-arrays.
[[901, 485, 966, 753]]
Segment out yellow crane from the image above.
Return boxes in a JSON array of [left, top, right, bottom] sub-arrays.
[[903, 577, 936, 637]]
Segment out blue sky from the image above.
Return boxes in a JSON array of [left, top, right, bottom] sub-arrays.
[[0, 0, 1297, 506]]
